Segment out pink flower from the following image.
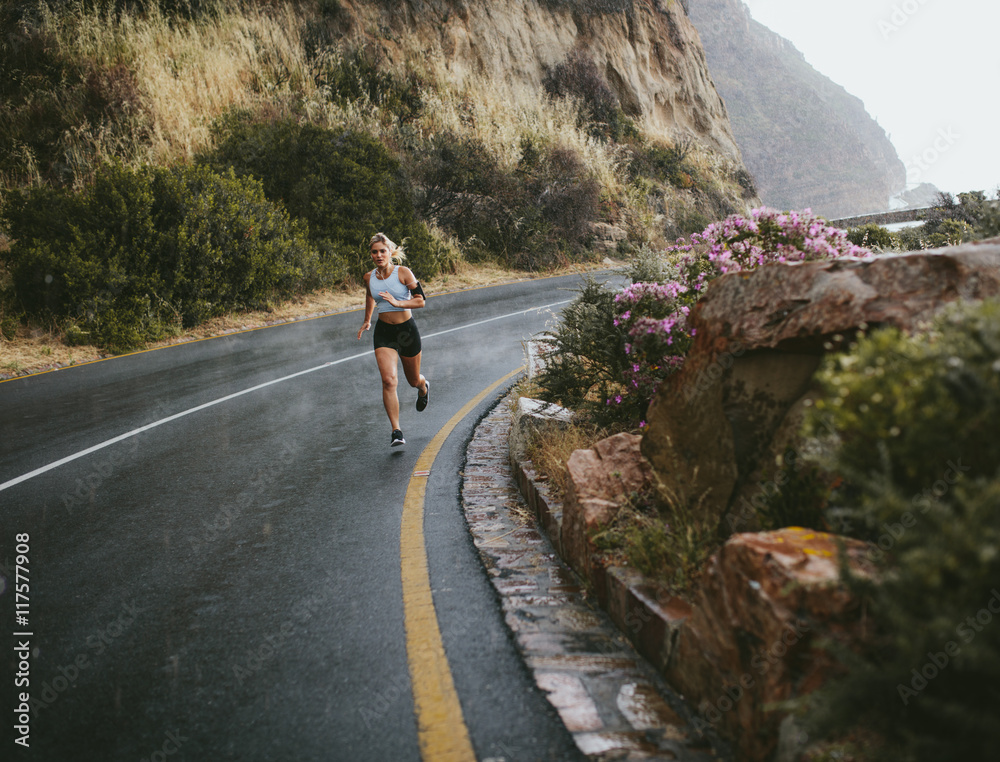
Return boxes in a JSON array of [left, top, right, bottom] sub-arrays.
[[607, 206, 859, 425]]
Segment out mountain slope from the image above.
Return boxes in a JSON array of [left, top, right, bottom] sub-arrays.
[[687, 0, 906, 218]]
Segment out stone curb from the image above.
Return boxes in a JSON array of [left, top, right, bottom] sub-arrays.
[[463, 397, 729, 761], [511, 440, 693, 680]]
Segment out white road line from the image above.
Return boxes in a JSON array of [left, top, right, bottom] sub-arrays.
[[422, 299, 570, 339], [0, 299, 571, 492]]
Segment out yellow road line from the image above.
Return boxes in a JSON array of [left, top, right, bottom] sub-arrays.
[[401, 366, 524, 762]]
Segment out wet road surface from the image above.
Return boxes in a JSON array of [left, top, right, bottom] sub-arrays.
[[0, 274, 601, 761]]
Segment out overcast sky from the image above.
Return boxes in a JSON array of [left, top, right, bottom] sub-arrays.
[[742, 0, 1000, 198]]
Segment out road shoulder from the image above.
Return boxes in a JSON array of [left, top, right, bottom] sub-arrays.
[[462, 397, 729, 761]]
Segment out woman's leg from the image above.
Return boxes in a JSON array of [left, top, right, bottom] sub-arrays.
[[375, 347, 401, 430], [401, 352, 427, 398]]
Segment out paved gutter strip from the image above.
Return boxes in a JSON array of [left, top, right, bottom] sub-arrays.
[[462, 398, 729, 762]]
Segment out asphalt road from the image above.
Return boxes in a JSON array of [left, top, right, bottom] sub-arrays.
[[0, 273, 607, 761]]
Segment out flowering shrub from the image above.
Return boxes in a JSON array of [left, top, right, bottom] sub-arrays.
[[690, 207, 869, 273], [536, 208, 868, 429], [613, 279, 694, 415], [608, 208, 869, 422]]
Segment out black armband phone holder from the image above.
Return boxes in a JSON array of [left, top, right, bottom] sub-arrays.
[[412, 281, 426, 299]]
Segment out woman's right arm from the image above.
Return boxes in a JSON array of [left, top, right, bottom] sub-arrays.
[[357, 273, 376, 340]]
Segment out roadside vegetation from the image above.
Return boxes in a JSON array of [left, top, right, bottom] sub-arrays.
[[518, 203, 1000, 759], [795, 299, 1000, 761], [524, 208, 868, 594], [846, 189, 1000, 252], [0, 0, 752, 370]]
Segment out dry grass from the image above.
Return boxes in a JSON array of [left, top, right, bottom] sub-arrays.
[[38, 0, 633, 185], [424, 69, 627, 189], [39, 1, 316, 170], [523, 418, 607, 500], [10, 0, 746, 212]]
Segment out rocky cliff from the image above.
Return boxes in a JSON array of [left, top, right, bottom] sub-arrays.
[[687, 0, 907, 218], [335, 0, 745, 161]]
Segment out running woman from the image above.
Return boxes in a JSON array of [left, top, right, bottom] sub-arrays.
[[357, 233, 430, 447]]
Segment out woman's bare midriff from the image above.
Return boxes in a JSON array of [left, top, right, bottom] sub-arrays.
[[378, 311, 412, 325]]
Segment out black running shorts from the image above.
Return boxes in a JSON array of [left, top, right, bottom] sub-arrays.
[[373, 317, 422, 357]]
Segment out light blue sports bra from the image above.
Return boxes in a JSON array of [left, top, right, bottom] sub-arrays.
[[369, 266, 411, 313]]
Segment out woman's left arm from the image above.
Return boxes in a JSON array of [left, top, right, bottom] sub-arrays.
[[384, 266, 425, 310]]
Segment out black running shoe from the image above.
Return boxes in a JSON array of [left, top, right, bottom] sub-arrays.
[[390, 429, 405, 447], [416, 380, 430, 412]]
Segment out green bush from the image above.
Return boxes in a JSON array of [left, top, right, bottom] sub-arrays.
[[923, 191, 986, 234], [590, 489, 719, 598], [3, 161, 314, 351], [974, 193, 1000, 238], [800, 299, 1000, 760], [313, 47, 424, 124], [528, 146, 602, 259], [807, 301, 1000, 508], [202, 114, 442, 282], [921, 189, 1000, 244], [1, 313, 24, 342], [894, 225, 929, 251], [927, 218, 974, 248], [674, 207, 712, 236], [533, 278, 632, 426], [413, 131, 601, 270], [413, 130, 506, 234], [847, 223, 895, 251], [806, 476, 1000, 761], [149, 164, 316, 327], [5, 164, 161, 349], [630, 138, 701, 191]]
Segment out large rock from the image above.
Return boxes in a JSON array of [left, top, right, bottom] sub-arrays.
[[562, 433, 653, 579], [641, 242, 1000, 531], [667, 528, 874, 762]]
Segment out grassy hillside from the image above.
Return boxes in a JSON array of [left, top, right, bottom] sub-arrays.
[[0, 0, 753, 360]]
